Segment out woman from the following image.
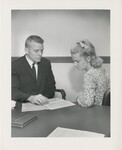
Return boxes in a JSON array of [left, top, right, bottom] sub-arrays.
[[70, 39, 110, 107]]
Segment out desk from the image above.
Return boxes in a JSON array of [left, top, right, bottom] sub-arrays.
[[12, 104, 110, 137]]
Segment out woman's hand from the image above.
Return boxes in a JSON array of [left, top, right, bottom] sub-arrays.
[[76, 92, 86, 106], [76, 97, 87, 107], [76, 92, 91, 107]]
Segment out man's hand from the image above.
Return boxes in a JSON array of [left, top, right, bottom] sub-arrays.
[[28, 94, 49, 105]]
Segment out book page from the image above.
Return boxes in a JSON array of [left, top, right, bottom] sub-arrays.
[[45, 98, 75, 110], [22, 98, 75, 112], [22, 102, 48, 112], [48, 127, 105, 137]]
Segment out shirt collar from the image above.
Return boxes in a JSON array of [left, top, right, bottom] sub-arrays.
[[25, 55, 34, 67]]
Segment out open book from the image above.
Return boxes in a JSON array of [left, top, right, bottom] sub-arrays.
[[22, 98, 75, 112], [48, 127, 105, 137]]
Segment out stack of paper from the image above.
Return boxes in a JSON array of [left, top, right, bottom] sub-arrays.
[[22, 98, 75, 112], [11, 100, 16, 109], [48, 127, 105, 137]]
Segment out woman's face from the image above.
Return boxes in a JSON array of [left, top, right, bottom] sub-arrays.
[[71, 53, 88, 71]]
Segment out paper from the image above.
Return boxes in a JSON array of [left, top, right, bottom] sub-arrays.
[[11, 100, 16, 109], [22, 98, 75, 112], [48, 127, 105, 137], [22, 102, 48, 112], [44, 98, 75, 110]]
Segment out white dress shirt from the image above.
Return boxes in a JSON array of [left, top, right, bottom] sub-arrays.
[[25, 55, 38, 79]]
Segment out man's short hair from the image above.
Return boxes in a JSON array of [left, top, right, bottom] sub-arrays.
[[25, 35, 44, 48]]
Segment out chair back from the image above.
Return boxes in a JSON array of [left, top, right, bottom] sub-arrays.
[[102, 88, 110, 106]]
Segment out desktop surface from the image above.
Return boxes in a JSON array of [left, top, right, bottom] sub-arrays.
[[12, 103, 110, 137]]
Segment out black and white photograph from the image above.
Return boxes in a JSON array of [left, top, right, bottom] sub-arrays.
[[11, 9, 110, 137], [1, 0, 122, 150]]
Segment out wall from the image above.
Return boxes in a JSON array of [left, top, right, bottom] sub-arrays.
[[52, 63, 110, 101], [11, 10, 110, 101]]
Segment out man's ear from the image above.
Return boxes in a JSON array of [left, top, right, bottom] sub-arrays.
[[25, 48, 29, 54], [86, 56, 91, 62]]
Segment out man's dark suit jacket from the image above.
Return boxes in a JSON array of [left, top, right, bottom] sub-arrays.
[[12, 56, 56, 102]]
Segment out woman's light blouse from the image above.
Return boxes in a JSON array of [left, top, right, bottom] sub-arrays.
[[77, 67, 110, 107]]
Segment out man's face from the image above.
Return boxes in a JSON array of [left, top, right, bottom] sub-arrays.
[[26, 41, 44, 63]]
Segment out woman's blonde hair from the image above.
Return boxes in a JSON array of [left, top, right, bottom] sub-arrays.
[[70, 39, 103, 68]]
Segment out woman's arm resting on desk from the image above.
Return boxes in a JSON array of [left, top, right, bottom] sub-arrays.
[[76, 74, 95, 107], [76, 92, 94, 107]]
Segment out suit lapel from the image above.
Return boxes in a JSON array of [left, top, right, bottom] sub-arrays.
[[37, 60, 45, 87], [22, 56, 37, 81]]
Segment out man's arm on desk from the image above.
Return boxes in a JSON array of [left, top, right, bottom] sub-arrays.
[[12, 65, 30, 102], [27, 94, 49, 105], [12, 63, 48, 104], [41, 60, 56, 99]]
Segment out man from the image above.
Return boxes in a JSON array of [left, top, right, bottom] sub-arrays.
[[12, 35, 56, 105]]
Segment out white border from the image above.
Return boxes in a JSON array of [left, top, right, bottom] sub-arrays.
[[1, 0, 122, 150]]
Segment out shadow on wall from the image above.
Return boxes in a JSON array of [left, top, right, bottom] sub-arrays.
[[68, 66, 85, 93]]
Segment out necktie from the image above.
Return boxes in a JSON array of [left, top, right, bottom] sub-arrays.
[[32, 63, 36, 79]]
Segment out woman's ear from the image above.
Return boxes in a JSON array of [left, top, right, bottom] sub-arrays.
[[86, 56, 91, 62]]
